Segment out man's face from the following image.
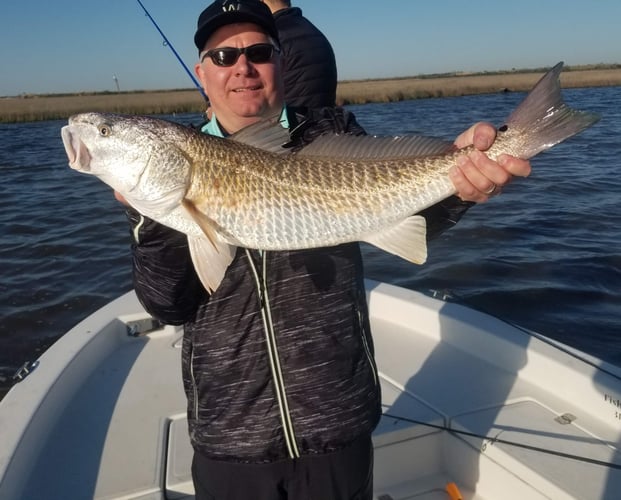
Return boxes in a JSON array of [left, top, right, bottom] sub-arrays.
[[195, 23, 284, 134]]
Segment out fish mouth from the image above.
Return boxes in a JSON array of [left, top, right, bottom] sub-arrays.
[[61, 126, 91, 171]]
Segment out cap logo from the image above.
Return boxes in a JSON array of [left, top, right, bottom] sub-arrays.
[[222, 1, 241, 12]]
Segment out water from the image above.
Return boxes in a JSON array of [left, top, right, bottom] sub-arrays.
[[1, 87, 620, 394]]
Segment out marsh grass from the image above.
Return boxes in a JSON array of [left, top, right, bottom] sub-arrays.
[[336, 68, 621, 105], [2, 67, 621, 123], [0, 90, 206, 123]]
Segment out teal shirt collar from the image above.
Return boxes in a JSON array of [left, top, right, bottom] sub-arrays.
[[201, 107, 290, 137]]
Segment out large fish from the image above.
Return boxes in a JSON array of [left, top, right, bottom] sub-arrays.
[[61, 62, 598, 292]]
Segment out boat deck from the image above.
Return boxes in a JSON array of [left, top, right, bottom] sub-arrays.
[[1, 282, 620, 499]]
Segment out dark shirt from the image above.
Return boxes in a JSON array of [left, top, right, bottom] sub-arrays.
[[273, 7, 338, 109]]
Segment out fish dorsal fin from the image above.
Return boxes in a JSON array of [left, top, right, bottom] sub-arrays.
[[363, 215, 428, 264], [295, 134, 456, 160], [228, 114, 291, 154], [187, 235, 236, 294]]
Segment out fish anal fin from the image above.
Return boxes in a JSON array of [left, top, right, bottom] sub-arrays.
[[363, 216, 428, 264], [188, 235, 236, 294]]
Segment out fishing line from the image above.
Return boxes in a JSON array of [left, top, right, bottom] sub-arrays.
[[383, 411, 621, 470], [135, 0, 208, 100]]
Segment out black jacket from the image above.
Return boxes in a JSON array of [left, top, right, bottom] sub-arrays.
[[129, 220, 380, 463], [274, 7, 338, 109], [127, 108, 472, 463]]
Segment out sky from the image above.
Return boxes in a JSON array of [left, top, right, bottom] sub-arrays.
[[1, 0, 620, 96]]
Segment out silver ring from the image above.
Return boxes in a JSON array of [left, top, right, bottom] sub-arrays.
[[483, 184, 497, 195]]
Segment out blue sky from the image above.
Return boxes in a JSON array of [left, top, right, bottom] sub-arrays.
[[1, 0, 620, 96]]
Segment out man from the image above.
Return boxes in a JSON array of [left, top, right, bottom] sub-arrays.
[[125, 1, 531, 498], [261, 0, 338, 108]]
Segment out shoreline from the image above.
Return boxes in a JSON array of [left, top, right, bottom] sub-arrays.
[[2, 67, 621, 123]]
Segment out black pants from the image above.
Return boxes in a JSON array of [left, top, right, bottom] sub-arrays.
[[191, 435, 374, 500]]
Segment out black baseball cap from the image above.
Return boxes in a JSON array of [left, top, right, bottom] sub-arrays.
[[194, 0, 279, 51]]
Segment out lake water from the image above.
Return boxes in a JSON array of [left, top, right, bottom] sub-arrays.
[[1, 86, 620, 394]]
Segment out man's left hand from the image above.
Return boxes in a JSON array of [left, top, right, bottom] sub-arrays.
[[450, 122, 532, 203]]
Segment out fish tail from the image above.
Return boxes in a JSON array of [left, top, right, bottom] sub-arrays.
[[502, 62, 600, 159]]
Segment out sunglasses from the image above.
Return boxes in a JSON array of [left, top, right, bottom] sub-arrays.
[[200, 43, 279, 67]]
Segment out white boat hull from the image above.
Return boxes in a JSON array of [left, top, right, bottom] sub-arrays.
[[1, 280, 620, 499]]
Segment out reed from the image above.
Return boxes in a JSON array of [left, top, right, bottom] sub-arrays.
[[336, 67, 621, 105], [2, 67, 620, 123], [0, 90, 207, 123]]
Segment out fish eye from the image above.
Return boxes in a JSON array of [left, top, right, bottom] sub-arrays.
[[98, 123, 112, 136]]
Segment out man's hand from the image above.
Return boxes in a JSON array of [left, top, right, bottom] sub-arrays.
[[450, 122, 532, 203]]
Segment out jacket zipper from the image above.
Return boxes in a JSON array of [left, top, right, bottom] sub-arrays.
[[358, 309, 378, 386], [245, 249, 300, 459], [189, 342, 199, 420]]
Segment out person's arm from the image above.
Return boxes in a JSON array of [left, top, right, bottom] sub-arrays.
[[124, 206, 205, 325]]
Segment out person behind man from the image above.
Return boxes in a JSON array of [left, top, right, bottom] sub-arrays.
[[120, 1, 531, 498], [261, 0, 338, 109]]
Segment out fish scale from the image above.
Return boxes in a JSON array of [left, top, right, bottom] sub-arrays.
[[186, 143, 450, 246]]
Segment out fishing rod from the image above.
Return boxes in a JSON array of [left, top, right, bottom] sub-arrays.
[[135, 0, 207, 100], [383, 411, 621, 470]]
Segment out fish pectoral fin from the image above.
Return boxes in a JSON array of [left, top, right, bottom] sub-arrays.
[[188, 235, 236, 294], [125, 186, 188, 220], [363, 216, 428, 264]]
